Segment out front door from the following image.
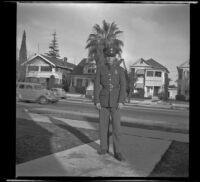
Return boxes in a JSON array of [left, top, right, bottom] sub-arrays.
[[153, 86, 160, 96]]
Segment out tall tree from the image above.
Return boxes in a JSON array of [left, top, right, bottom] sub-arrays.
[[46, 31, 60, 58], [18, 30, 27, 82], [85, 20, 124, 66]]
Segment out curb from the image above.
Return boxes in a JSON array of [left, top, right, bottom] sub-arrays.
[[125, 102, 189, 111]]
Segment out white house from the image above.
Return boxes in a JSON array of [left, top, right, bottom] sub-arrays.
[[21, 54, 75, 86], [130, 58, 169, 98], [177, 60, 190, 100]]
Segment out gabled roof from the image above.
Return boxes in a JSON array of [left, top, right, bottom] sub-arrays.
[[22, 54, 76, 70], [71, 58, 87, 75], [131, 58, 169, 73], [42, 55, 76, 70], [177, 60, 190, 68], [71, 58, 95, 75], [22, 54, 55, 66], [145, 58, 169, 73], [130, 58, 149, 68]]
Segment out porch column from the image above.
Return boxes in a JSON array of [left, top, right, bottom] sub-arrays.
[[74, 77, 77, 86], [152, 86, 155, 97], [144, 86, 147, 98]]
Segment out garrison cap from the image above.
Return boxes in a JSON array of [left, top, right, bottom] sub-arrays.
[[103, 47, 117, 57]]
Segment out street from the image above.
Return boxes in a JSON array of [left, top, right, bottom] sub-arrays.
[[17, 98, 189, 133]]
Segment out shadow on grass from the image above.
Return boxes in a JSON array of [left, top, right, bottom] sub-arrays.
[[16, 118, 67, 175], [149, 141, 189, 177], [50, 117, 100, 152]]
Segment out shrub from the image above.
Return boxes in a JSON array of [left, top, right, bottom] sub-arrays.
[[176, 94, 186, 101], [75, 87, 86, 94], [158, 92, 164, 100]]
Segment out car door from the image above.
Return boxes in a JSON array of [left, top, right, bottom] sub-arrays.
[[24, 84, 35, 101], [17, 84, 26, 100], [34, 84, 46, 100]]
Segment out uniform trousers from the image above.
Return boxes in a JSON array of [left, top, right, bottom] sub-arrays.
[[99, 107, 122, 154]]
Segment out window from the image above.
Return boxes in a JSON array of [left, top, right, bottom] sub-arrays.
[[41, 66, 52, 72], [28, 66, 39, 72], [155, 71, 162, 77], [34, 85, 43, 90], [88, 68, 95, 74], [25, 85, 32, 89], [39, 77, 46, 83], [147, 71, 153, 77], [19, 84, 25, 89], [30, 77, 38, 83]]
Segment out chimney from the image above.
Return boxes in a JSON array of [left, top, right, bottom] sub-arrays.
[[63, 57, 68, 62]]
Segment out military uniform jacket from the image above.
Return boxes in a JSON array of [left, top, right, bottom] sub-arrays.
[[94, 64, 126, 107]]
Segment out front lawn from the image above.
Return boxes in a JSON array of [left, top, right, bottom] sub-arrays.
[[16, 117, 99, 164]]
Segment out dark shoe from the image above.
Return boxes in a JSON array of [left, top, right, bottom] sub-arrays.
[[98, 149, 108, 155], [114, 153, 125, 161]]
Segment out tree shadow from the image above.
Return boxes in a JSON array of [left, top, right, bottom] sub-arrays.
[[50, 117, 100, 152], [16, 117, 67, 176]]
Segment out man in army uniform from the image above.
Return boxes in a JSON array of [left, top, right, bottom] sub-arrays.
[[94, 47, 126, 161]]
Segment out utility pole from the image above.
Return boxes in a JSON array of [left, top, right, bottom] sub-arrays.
[[38, 43, 40, 54]]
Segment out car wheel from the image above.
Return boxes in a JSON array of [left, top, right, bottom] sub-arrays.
[[38, 96, 48, 104]]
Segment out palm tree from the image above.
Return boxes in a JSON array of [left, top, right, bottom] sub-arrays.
[[85, 20, 124, 66]]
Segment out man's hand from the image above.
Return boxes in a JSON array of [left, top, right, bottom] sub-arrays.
[[117, 103, 124, 110], [96, 103, 101, 110]]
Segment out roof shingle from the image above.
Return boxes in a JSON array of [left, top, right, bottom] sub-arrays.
[[145, 58, 169, 73], [42, 54, 76, 69]]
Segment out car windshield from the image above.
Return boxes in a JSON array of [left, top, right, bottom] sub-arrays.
[[34, 85, 44, 90]]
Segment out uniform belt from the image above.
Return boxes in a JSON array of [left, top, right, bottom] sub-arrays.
[[103, 84, 119, 90]]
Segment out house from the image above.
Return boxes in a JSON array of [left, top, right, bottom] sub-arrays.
[[69, 58, 96, 94], [21, 54, 76, 87], [177, 60, 190, 100], [130, 58, 169, 99]]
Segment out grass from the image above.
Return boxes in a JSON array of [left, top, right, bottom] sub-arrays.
[[149, 141, 189, 177], [16, 117, 99, 164]]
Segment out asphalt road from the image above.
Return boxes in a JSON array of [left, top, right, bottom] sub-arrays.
[[17, 99, 189, 133]]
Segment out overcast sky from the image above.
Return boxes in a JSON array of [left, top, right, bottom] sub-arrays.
[[17, 2, 190, 84]]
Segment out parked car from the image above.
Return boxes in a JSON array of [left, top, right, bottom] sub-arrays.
[[16, 82, 59, 104], [51, 88, 67, 99]]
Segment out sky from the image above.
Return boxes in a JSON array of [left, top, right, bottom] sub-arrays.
[[17, 2, 190, 85]]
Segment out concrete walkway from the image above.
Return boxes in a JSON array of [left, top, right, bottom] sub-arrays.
[[16, 111, 188, 177]]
